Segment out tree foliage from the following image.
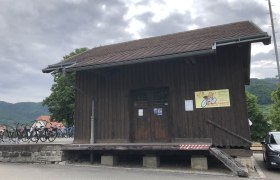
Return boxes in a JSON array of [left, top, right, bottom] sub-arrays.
[[43, 48, 88, 125], [246, 92, 271, 141], [63, 48, 88, 60], [268, 83, 280, 130], [245, 78, 277, 105]]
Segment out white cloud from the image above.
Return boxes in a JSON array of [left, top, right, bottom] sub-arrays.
[[63, 0, 88, 4], [125, 18, 146, 39], [251, 43, 274, 56], [187, 24, 199, 30]]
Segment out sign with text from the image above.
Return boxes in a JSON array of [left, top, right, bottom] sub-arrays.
[[195, 89, 230, 108], [153, 108, 163, 116]]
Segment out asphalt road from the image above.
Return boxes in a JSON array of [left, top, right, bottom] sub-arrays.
[[0, 162, 241, 180], [253, 153, 280, 180]]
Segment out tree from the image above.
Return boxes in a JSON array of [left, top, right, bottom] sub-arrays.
[[63, 48, 88, 60], [246, 92, 271, 141], [245, 78, 278, 105], [43, 48, 88, 125], [268, 83, 280, 130]]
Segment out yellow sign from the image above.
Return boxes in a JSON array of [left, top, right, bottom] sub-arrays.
[[195, 89, 230, 108]]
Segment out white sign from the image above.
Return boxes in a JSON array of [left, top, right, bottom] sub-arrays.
[[185, 100, 194, 111], [138, 109, 143, 116], [153, 108, 163, 116]]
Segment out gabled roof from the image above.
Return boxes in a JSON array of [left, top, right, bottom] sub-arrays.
[[43, 21, 270, 73]]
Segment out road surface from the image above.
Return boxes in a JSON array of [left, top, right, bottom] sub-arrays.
[[253, 153, 280, 180], [0, 162, 241, 180]]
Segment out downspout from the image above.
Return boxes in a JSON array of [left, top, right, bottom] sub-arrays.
[[90, 100, 95, 144], [90, 100, 95, 164]]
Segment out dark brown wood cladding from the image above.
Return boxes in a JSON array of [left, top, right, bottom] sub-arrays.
[[74, 44, 251, 147]]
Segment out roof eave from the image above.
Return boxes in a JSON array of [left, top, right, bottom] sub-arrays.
[[212, 33, 271, 49], [64, 49, 215, 72], [42, 62, 76, 73]]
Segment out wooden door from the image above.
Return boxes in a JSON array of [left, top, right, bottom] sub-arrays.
[[132, 88, 169, 142]]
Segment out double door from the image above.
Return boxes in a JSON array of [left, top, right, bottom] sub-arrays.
[[132, 88, 170, 142]]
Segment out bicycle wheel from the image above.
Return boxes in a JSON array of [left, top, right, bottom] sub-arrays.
[[39, 130, 47, 142], [0, 131, 4, 142], [48, 130, 57, 142], [56, 129, 62, 138], [21, 130, 29, 142], [30, 131, 39, 142], [10, 131, 17, 142], [17, 129, 25, 142], [201, 99, 207, 108], [1, 130, 9, 142]]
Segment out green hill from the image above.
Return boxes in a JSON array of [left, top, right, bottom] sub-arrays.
[[0, 101, 49, 125], [246, 78, 278, 105]]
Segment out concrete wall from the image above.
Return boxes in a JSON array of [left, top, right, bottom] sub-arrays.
[[0, 144, 63, 163]]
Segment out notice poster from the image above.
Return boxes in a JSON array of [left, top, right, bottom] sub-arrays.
[[138, 109, 143, 116], [153, 108, 163, 116], [185, 100, 194, 111], [195, 89, 230, 108]]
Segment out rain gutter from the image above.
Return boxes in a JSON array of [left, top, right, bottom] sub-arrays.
[[212, 33, 271, 49]]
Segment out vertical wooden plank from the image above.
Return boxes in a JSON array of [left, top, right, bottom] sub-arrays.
[[106, 68, 112, 139], [119, 67, 124, 139], [101, 71, 106, 140], [74, 72, 80, 142], [106, 70, 111, 140], [123, 66, 129, 140], [184, 60, 191, 138], [178, 60, 186, 138], [95, 71, 100, 141], [186, 59, 195, 139]]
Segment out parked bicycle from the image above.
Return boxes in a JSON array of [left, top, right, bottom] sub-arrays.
[[0, 120, 69, 144], [40, 120, 58, 142], [0, 124, 17, 143], [21, 120, 45, 143]]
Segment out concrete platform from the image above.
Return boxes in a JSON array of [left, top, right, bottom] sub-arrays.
[[143, 155, 160, 168], [62, 143, 211, 151], [191, 155, 208, 170], [101, 155, 118, 166]]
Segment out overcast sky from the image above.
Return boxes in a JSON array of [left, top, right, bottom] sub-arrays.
[[0, 0, 279, 103]]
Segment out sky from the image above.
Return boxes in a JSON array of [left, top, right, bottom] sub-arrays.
[[0, 0, 279, 103]]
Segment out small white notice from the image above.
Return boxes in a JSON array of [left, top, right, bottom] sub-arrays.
[[185, 100, 194, 111], [138, 109, 143, 116]]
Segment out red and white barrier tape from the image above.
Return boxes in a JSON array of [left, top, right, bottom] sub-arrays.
[[179, 144, 210, 150]]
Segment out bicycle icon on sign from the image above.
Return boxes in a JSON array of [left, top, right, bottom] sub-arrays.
[[201, 92, 217, 108]]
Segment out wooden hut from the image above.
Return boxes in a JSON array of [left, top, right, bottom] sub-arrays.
[[43, 21, 270, 149]]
